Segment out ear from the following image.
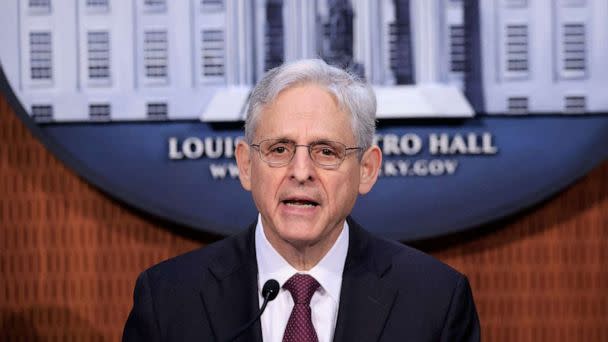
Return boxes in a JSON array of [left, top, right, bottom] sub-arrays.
[[358, 145, 382, 195], [235, 140, 252, 191]]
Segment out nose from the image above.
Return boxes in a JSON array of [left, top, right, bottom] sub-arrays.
[[288, 146, 316, 183]]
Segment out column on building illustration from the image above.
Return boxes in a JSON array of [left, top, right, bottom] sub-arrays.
[[389, 0, 414, 84], [224, 0, 255, 85], [351, 0, 386, 84], [264, 0, 285, 71], [441, 0, 467, 88], [411, 0, 446, 84], [283, 0, 318, 64], [317, 0, 364, 77]]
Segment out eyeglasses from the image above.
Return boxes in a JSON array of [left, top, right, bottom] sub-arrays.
[[250, 139, 362, 168]]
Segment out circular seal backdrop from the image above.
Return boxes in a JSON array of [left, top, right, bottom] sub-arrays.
[[1, 0, 607, 241]]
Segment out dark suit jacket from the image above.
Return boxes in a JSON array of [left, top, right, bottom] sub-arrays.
[[123, 218, 480, 341]]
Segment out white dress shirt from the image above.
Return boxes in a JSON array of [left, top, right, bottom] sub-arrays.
[[255, 215, 349, 342]]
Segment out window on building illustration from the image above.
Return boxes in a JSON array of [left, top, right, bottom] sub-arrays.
[[29, 32, 52, 81], [507, 96, 528, 114], [89, 103, 111, 121], [144, 0, 166, 12], [504, 0, 527, 7], [201, 29, 225, 78], [87, 31, 111, 81], [561, 23, 586, 77], [86, 0, 109, 12], [201, 0, 224, 12], [147, 102, 168, 120], [564, 96, 586, 114], [507, 97, 528, 115], [31, 105, 53, 122], [505, 24, 529, 77], [29, 0, 51, 13], [144, 30, 168, 80], [449, 25, 466, 73]]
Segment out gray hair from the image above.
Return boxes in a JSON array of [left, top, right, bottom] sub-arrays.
[[244, 59, 377, 152]]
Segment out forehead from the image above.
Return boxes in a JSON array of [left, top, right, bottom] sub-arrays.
[[255, 84, 355, 143]]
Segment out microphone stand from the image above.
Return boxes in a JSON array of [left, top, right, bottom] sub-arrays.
[[223, 279, 280, 342]]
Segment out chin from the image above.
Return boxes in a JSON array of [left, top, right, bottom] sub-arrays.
[[277, 226, 323, 247], [281, 228, 319, 241]]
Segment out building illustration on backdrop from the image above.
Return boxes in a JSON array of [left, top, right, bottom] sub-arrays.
[[0, 0, 606, 123]]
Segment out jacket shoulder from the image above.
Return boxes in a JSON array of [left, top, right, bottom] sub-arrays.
[[370, 235, 464, 287], [141, 228, 252, 288]]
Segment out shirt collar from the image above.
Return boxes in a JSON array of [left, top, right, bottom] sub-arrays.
[[255, 214, 349, 302]]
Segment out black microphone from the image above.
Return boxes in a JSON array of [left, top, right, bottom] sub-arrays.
[[223, 279, 280, 342]]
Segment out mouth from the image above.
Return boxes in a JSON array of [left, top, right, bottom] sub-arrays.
[[281, 197, 320, 208]]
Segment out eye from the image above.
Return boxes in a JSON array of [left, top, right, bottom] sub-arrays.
[[267, 142, 291, 155], [320, 147, 337, 156], [272, 146, 287, 154], [313, 144, 339, 158]]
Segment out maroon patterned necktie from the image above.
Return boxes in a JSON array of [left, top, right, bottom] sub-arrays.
[[282, 274, 320, 342]]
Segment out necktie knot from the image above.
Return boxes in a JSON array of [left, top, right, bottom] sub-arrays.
[[283, 274, 320, 305]]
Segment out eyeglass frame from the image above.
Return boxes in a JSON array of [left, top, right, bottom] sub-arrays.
[[249, 138, 363, 168]]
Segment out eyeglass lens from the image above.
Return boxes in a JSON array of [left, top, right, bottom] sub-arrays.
[[259, 139, 346, 166]]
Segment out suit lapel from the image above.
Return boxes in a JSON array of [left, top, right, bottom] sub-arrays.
[[199, 225, 263, 342], [333, 219, 398, 342]]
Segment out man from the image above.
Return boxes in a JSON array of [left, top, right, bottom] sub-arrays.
[[123, 59, 480, 341]]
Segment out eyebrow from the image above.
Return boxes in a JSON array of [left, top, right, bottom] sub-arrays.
[[265, 137, 293, 143], [263, 137, 338, 145]]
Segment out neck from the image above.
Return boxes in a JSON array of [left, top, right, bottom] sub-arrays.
[[263, 222, 345, 271]]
